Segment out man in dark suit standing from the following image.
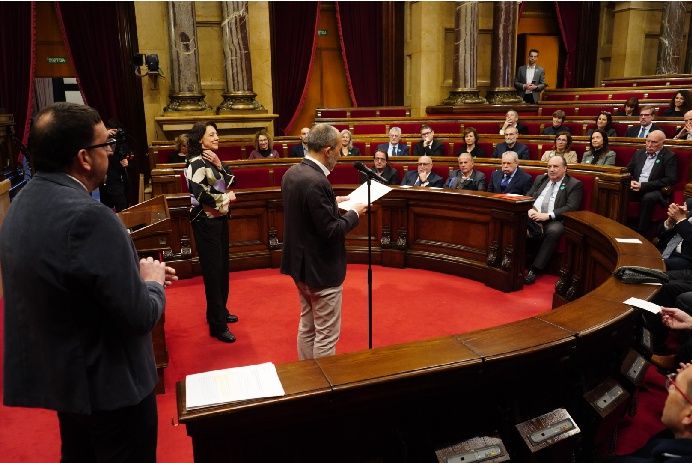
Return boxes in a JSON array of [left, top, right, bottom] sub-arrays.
[[377, 126, 409, 156], [514, 49, 546, 104], [413, 124, 445, 156], [524, 155, 583, 284], [492, 126, 530, 159], [0, 102, 177, 462], [487, 151, 533, 195], [627, 129, 678, 234], [289, 127, 311, 157], [281, 123, 367, 360], [625, 105, 661, 138], [401, 155, 444, 187]]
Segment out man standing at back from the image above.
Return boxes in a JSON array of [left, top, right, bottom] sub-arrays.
[[0, 102, 176, 462], [514, 49, 546, 104], [281, 123, 366, 360]]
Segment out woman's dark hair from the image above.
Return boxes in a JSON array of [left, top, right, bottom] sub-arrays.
[[187, 121, 217, 160], [624, 97, 640, 116], [589, 129, 610, 155], [595, 111, 614, 131], [554, 131, 572, 151], [463, 127, 479, 144], [669, 90, 691, 114]]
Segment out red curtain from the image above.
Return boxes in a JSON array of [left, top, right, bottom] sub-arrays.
[[553, 2, 581, 88], [55, 2, 149, 192], [269, 2, 320, 135], [335, 2, 383, 107], [0, 2, 36, 146]]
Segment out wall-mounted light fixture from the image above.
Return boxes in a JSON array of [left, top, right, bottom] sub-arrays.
[[133, 53, 162, 89]]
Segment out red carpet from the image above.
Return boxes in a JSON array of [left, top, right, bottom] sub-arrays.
[[0, 265, 661, 461]]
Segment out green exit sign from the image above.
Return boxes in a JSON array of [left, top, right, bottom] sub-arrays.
[[317, 29, 327, 36], [47, 57, 67, 64]]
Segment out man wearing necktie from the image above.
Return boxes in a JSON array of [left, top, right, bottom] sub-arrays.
[[487, 151, 532, 195], [659, 199, 692, 270], [625, 105, 661, 138], [376, 127, 409, 157], [626, 130, 678, 235], [524, 155, 583, 284], [400, 155, 444, 187]]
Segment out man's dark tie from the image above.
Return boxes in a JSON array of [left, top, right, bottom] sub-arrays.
[[392, 145, 397, 156], [638, 127, 646, 138], [662, 234, 683, 259], [500, 174, 510, 192]]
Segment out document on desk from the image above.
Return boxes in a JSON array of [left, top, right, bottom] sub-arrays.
[[185, 362, 285, 409], [338, 181, 392, 210], [615, 238, 643, 244], [624, 297, 661, 314]]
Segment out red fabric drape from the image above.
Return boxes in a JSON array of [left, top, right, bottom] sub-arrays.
[[270, 2, 320, 135], [0, 2, 36, 146], [335, 2, 383, 107], [553, 2, 581, 88]]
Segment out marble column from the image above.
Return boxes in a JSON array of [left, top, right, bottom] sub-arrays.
[[217, 1, 264, 112], [442, 1, 486, 105], [656, 1, 687, 74], [485, 1, 522, 105], [686, 14, 692, 73], [164, 1, 211, 112]]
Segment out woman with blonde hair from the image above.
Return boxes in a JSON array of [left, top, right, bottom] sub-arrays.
[[248, 130, 279, 159], [339, 129, 360, 156]]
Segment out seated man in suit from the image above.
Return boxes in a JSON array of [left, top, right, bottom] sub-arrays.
[[627, 130, 678, 234], [401, 155, 444, 187], [361, 149, 400, 185], [542, 110, 571, 136], [492, 126, 530, 160], [625, 105, 661, 138], [444, 153, 486, 191], [524, 155, 583, 284], [659, 199, 692, 271], [487, 151, 533, 195], [499, 109, 529, 135], [289, 127, 311, 157], [514, 48, 546, 104], [674, 110, 692, 141], [377, 127, 409, 157], [413, 124, 445, 156]]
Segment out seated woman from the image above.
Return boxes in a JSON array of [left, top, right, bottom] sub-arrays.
[[171, 133, 189, 163], [581, 129, 616, 166], [586, 111, 617, 138], [661, 90, 691, 117], [623, 96, 640, 117], [540, 132, 577, 163], [248, 130, 279, 159], [339, 129, 361, 156], [456, 127, 485, 157]]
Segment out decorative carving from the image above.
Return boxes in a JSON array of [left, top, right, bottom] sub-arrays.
[[500, 245, 514, 271], [396, 228, 407, 249], [268, 227, 280, 249], [380, 225, 391, 248], [566, 275, 582, 301], [442, 89, 487, 106], [486, 240, 499, 267], [164, 94, 211, 112], [555, 266, 571, 296], [217, 91, 265, 113], [485, 89, 523, 105], [180, 237, 192, 257]]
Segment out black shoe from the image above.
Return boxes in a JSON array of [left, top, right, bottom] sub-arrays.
[[225, 313, 239, 323], [212, 330, 236, 343], [524, 270, 537, 285]]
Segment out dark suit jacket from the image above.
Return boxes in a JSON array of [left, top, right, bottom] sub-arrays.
[[280, 159, 359, 288], [487, 167, 533, 195], [360, 165, 400, 186], [500, 122, 529, 135], [401, 170, 444, 187], [456, 145, 485, 157], [514, 65, 546, 104], [625, 123, 662, 138], [376, 142, 409, 156], [290, 144, 307, 158], [0, 172, 165, 414], [542, 125, 571, 136], [659, 214, 692, 262], [527, 174, 583, 220], [413, 139, 445, 156], [444, 169, 486, 191], [492, 142, 530, 160], [627, 147, 678, 193]]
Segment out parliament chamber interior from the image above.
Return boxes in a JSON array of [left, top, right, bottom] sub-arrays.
[[2, 1, 692, 462]]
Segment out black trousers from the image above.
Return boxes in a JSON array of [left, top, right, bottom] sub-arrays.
[[630, 189, 667, 234], [192, 215, 230, 335], [57, 392, 157, 463], [529, 220, 564, 271]]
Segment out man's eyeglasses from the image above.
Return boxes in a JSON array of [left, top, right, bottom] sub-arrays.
[[666, 372, 692, 406], [418, 162, 431, 166], [84, 138, 117, 151], [421, 131, 432, 136]]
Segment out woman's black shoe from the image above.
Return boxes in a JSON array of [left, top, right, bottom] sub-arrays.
[[226, 313, 239, 323]]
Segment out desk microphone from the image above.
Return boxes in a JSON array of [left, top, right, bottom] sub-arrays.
[[353, 161, 387, 184]]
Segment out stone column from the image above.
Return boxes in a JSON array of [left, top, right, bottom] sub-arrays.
[[656, 1, 687, 74], [164, 1, 210, 112], [485, 1, 522, 105], [217, 1, 264, 112], [442, 1, 486, 105]]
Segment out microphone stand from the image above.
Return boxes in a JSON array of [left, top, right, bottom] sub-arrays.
[[366, 175, 373, 349]]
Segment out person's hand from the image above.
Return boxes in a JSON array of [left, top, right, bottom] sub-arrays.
[[139, 256, 166, 286], [336, 195, 350, 203], [419, 171, 429, 182], [120, 158, 129, 167], [227, 191, 236, 202], [203, 150, 222, 169], [669, 203, 688, 223], [661, 307, 692, 330], [164, 266, 178, 287], [630, 180, 641, 192], [107, 128, 118, 137], [351, 202, 367, 216], [528, 209, 550, 222]]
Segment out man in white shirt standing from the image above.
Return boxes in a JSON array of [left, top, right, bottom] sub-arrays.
[[514, 49, 546, 104]]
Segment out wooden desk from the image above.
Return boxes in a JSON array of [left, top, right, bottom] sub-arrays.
[[176, 211, 662, 462]]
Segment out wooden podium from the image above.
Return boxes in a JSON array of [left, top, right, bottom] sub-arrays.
[[117, 195, 172, 393]]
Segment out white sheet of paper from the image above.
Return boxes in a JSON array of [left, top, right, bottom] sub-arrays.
[[615, 238, 643, 244], [185, 362, 285, 409], [624, 297, 661, 314], [338, 181, 392, 210]]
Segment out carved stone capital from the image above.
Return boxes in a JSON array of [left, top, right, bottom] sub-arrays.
[[164, 93, 212, 112], [217, 91, 266, 113], [485, 88, 523, 105], [441, 89, 487, 106]]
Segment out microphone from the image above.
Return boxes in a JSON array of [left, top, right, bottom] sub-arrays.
[[353, 161, 387, 184]]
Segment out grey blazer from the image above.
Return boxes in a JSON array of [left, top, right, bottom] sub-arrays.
[[514, 65, 546, 103]]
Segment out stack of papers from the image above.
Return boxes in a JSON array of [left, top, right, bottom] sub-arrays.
[[185, 362, 285, 409]]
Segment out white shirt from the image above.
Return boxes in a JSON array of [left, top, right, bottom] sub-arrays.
[[533, 176, 565, 219], [525, 65, 536, 93]]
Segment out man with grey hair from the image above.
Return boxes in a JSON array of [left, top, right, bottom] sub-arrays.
[[281, 124, 367, 359], [674, 109, 692, 140], [377, 126, 409, 156], [487, 151, 532, 195]]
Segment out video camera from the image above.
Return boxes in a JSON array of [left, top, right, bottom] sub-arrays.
[[112, 128, 132, 162]]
